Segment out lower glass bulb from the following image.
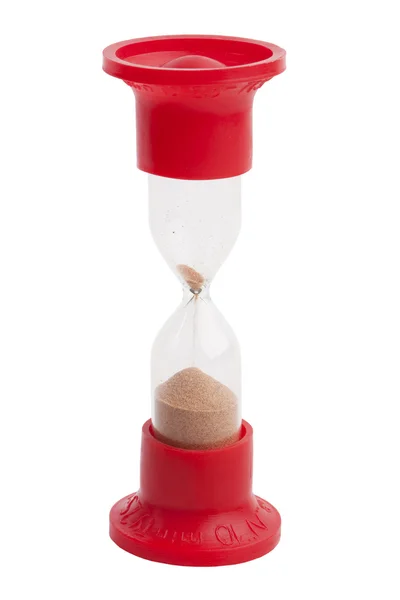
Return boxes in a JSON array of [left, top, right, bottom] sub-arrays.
[[152, 286, 241, 449]]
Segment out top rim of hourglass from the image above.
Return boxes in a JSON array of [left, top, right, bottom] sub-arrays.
[[103, 34, 286, 87]]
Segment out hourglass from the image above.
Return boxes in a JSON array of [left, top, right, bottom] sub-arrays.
[[103, 35, 286, 566]]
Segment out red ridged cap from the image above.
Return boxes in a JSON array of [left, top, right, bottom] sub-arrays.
[[103, 35, 286, 179]]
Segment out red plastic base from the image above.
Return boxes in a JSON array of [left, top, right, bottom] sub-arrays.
[[109, 420, 281, 566]]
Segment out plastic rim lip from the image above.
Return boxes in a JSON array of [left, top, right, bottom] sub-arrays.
[[102, 34, 286, 86]]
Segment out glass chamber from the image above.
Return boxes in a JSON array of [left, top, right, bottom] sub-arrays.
[[149, 175, 242, 449]]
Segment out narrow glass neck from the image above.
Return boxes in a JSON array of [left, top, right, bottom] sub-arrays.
[[182, 286, 211, 303]]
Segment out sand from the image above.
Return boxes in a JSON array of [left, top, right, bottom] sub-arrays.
[[177, 264, 205, 292], [153, 367, 240, 450]]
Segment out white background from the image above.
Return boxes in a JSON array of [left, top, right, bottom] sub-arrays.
[[1, 0, 399, 598]]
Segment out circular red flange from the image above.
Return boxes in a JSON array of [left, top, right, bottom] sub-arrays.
[[109, 420, 281, 566], [103, 35, 286, 179]]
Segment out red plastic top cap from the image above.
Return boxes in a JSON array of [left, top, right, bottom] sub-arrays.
[[103, 35, 286, 180]]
